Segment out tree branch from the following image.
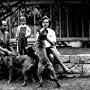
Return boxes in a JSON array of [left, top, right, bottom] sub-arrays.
[[0, 0, 26, 20], [0, 3, 9, 11], [0, 4, 21, 21]]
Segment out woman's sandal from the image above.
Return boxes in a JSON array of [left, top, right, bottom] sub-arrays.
[[65, 69, 80, 74]]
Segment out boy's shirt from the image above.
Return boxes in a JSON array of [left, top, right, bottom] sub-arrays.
[[16, 24, 31, 38]]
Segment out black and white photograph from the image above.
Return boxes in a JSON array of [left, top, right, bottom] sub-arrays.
[[0, 0, 90, 90]]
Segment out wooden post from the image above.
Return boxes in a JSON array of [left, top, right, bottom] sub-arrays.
[[8, 16, 11, 41], [59, 1, 61, 38], [50, 4, 52, 28], [89, 21, 90, 38], [18, 8, 20, 26], [66, 9, 69, 37], [33, 6, 36, 38], [82, 15, 84, 37]]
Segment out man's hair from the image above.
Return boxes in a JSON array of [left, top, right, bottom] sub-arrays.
[[2, 21, 7, 25]]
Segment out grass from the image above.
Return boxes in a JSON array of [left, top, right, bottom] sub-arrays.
[[57, 47, 90, 55], [0, 47, 90, 90]]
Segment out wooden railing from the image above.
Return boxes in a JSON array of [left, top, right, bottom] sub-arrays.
[[56, 37, 90, 42], [10, 37, 90, 47]]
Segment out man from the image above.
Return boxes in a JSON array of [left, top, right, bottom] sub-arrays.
[[0, 20, 15, 56], [16, 16, 31, 55], [36, 16, 78, 74]]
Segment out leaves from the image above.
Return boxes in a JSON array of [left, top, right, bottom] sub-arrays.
[[0, 0, 26, 21]]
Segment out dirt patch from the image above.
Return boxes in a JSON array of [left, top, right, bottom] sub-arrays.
[[0, 77, 90, 90]]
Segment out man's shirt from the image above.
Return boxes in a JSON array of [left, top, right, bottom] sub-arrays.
[[0, 30, 4, 44], [0, 30, 11, 48], [36, 28, 56, 48]]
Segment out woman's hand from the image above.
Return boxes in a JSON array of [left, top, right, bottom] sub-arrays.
[[46, 37, 55, 46]]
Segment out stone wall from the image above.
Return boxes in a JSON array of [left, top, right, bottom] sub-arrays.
[[57, 54, 90, 76]]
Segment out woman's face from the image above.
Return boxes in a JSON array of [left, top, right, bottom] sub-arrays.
[[42, 19, 49, 28]]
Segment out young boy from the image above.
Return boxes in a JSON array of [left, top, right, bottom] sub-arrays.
[[16, 16, 31, 55]]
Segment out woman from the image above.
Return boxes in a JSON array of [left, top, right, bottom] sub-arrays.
[[36, 16, 79, 74]]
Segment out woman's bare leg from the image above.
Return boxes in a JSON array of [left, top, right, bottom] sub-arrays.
[[50, 47, 70, 72]]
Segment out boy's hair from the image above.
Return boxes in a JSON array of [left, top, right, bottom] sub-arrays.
[[20, 16, 26, 22]]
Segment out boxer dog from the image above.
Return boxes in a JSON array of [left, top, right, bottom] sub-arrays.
[[35, 29, 61, 88], [1, 46, 39, 87]]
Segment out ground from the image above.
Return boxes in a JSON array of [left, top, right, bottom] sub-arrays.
[[58, 47, 90, 55], [0, 77, 90, 90], [0, 47, 90, 90]]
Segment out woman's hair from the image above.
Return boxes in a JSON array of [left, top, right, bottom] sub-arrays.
[[40, 16, 51, 27]]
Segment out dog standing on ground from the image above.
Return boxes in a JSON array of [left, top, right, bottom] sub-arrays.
[[13, 46, 39, 86], [35, 29, 60, 88], [0, 46, 39, 87]]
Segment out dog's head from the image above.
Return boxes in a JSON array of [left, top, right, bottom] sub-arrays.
[[25, 45, 35, 57], [25, 45, 39, 62], [38, 29, 48, 40]]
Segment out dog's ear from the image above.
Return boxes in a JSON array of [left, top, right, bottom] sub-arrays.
[[25, 45, 32, 50], [26, 45, 35, 53], [40, 30, 48, 39], [44, 28, 48, 33], [37, 30, 41, 34]]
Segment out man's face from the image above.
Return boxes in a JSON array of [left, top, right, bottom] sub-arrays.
[[42, 19, 49, 28], [2, 24, 8, 32]]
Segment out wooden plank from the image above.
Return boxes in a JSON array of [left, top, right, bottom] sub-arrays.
[[56, 37, 90, 41], [25, 0, 55, 5], [64, 1, 82, 4], [57, 37, 90, 41], [10, 37, 90, 45]]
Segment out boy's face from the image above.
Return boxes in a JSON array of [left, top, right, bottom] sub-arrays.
[[20, 19, 26, 25], [42, 19, 49, 28]]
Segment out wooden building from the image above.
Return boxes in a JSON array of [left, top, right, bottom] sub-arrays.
[[9, 0, 90, 46]]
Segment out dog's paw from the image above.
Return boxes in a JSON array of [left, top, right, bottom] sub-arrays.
[[7, 80, 11, 84], [21, 82, 26, 87], [55, 84, 61, 88], [35, 83, 43, 88], [35, 85, 42, 88]]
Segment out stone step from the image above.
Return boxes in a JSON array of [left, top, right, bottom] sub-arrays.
[[60, 54, 90, 63], [56, 54, 90, 76]]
